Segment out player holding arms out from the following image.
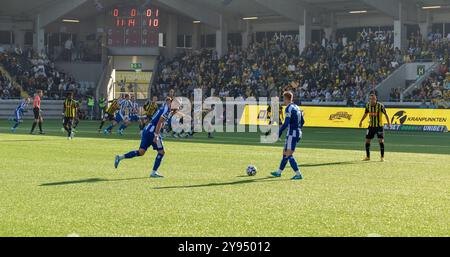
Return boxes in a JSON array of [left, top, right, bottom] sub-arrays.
[[359, 93, 391, 161], [63, 92, 78, 140], [30, 90, 45, 135], [10, 97, 31, 132], [271, 91, 305, 180], [114, 97, 178, 178]]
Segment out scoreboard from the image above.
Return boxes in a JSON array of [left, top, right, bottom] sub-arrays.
[[106, 6, 160, 47]]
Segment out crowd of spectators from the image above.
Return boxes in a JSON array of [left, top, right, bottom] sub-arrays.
[[0, 47, 94, 100], [403, 31, 449, 106], [405, 63, 449, 106], [0, 69, 21, 98], [405, 31, 450, 63], [154, 31, 402, 104], [2, 29, 448, 106]]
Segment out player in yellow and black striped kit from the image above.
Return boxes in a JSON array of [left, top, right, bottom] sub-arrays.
[[98, 97, 121, 132], [265, 103, 285, 136], [139, 96, 159, 131], [63, 92, 78, 140], [359, 93, 391, 161]]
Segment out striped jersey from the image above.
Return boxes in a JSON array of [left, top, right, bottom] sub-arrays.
[[143, 103, 170, 133], [64, 98, 77, 118], [16, 100, 28, 112], [106, 99, 120, 114], [267, 104, 284, 122], [118, 99, 132, 116], [284, 103, 305, 137], [144, 101, 158, 117], [364, 102, 387, 127], [130, 101, 139, 115]]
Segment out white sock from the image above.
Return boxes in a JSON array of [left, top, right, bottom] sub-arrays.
[[295, 170, 301, 176], [277, 169, 282, 174], [118, 155, 125, 160]]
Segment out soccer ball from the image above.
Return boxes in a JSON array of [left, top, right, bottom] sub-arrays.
[[246, 165, 257, 176]]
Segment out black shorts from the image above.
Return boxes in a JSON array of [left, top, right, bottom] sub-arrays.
[[366, 127, 384, 140], [33, 107, 41, 119], [63, 117, 74, 127]]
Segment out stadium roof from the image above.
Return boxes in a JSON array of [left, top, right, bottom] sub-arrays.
[[1, 0, 450, 23], [183, 0, 450, 17]]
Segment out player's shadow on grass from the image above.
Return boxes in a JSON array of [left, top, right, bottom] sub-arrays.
[[0, 139, 46, 143], [39, 177, 148, 186], [153, 176, 281, 190], [301, 161, 368, 167]]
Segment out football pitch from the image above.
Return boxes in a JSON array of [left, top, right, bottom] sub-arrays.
[[0, 120, 449, 236]]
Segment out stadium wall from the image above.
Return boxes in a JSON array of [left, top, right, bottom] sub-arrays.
[[54, 62, 102, 87], [0, 99, 64, 119]]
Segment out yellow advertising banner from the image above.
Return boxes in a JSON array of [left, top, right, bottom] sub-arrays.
[[239, 105, 271, 126], [115, 71, 152, 84], [239, 105, 450, 129], [387, 108, 450, 127]]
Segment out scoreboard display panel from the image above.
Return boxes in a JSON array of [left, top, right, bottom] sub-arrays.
[[106, 6, 160, 47]]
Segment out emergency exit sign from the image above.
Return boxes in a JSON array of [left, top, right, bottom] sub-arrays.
[[417, 65, 425, 77], [131, 63, 142, 69]]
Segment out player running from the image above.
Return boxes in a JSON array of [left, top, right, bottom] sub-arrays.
[[30, 90, 45, 135], [104, 94, 131, 135], [98, 97, 121, 132], [114, 97, 180, 178], [359, 93, 391, 162], [10, 97, 31, 132], [63, 92, 78, 140], [139, 96, 159, 131], [271, 91, 305, 180], [117, 95, 139, 135]]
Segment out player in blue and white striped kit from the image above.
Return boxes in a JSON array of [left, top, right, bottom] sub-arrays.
[[117, 95, 140, 135], [114, 97, 179, 178], [10, 97, 31, 132], [104, 94, 132, 135], [271, 91, 305, 180]]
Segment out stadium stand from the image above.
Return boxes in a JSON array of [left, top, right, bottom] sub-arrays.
[[0, 49, 94, 100], [154, 34, 401, 103], [0, 68, 21, 99], [0, 0, 448, 115]]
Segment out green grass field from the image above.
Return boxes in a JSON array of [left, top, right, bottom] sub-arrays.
[[0, 120, 449, 236]]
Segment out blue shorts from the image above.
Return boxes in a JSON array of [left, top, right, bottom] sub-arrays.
[[139, 130, 164, 151], [284, 135, 300, 152], [129, 114, 139, 122], [114, 113, 128, 123], [15, 109, 22, 121]]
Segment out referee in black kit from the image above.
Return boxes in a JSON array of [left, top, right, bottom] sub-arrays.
[[359, 93, 391, 162]]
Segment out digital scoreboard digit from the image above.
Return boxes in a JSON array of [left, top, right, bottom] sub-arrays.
[[106, 7, 160, 47]]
